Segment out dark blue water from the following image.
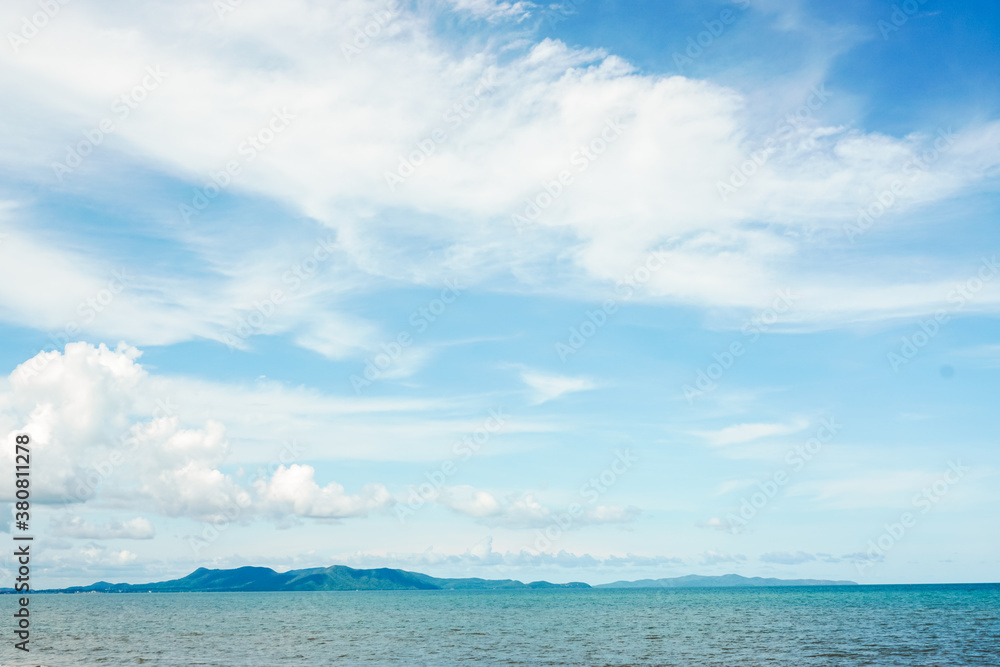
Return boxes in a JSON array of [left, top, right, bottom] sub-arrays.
[[4, 584, 998, 665]]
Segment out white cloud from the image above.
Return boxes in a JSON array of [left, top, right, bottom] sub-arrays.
[[697, 516, 743, 532], [712, 479, 757, 495], [785, 470, 950, 510], [0, 343, 401, 523], [699, 550, 747, 566], [78, 545, 138, 567], [0, 0, 997, 337], [335, 538, 682, 571], [432, 485, 638, 528], [436, 485, 504, 518], [760, 551, 816, 565], [291, 316, 382, 361], [51, 515, 155, 540], [519, 370, 597, 404], [443, 0, 536, 21], [254, 464, 391, 519], [0, 342, 554, 473], [695, 418, 810, 447]]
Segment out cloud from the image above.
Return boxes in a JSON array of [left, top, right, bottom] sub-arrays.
[[1, 0, 997, 339], [696, 516, 743, 532], [436, 485, 505, 518], [432, 485, 639, 528], [519, 370, 597, 404], [0, 343, 395, 524], [760, 551, 816, 565], [443, 0, 536, 21], [712, 479, 757, 496], [695, 418, 810, 447], [335, 538, 682, 571], [785, 469, 964, 510], [255, 464, 392, 519], [699, 550, 747, 566], [842, 551, 881, 565], [78, 545, 139, 567], [292, 315, 382, 361], [51, 515, 155, 540]]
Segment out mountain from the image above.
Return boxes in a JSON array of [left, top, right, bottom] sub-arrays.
[[38, 565, 591, 593], [17, 567, 856, 594], [595, 574, 857, 588]]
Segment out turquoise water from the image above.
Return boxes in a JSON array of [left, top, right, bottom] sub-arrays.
[[4, 585, 998, 665]]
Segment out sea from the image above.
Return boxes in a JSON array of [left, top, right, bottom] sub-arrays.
[[3, 584, 998, 666]]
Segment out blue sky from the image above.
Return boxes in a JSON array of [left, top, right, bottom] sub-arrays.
[[0, 0, 998, 587]]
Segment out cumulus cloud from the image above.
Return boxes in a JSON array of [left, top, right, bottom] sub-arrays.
[[436, 485, 505, 518], [254, 464, 392, 519], [78, 545, 139, 567], [0, 342, 391, 526]]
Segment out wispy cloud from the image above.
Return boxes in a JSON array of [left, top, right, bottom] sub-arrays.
[[519, 370, 597, 404], [700, 551, 747, 566], [694, 418, 810, 447], [443, 0, 536, 21], [51, 515, 156, 540], [760, 551, 816, 565]]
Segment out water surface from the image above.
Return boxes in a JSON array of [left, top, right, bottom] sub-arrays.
[[5, 584, 998, 665]]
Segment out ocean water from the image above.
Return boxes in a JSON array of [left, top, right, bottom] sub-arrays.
[[3, 584, 998, 666]]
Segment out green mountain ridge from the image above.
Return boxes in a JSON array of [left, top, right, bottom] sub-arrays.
[[8, 566, 856, 593]]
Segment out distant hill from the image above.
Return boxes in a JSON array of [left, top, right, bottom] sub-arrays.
[[12, 567, 856, 594], [596, 574, 857, 588], [31, 565, 591, 593]]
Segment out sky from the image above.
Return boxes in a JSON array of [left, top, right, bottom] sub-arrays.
[[0, 0, 998, 588]]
